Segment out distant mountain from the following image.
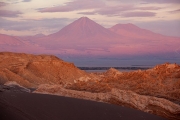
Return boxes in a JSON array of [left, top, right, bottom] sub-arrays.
[[107, 23, 180, 57], [0, 34, 45, 53], [51, 17, 120, 39], [0, 33, 24, 46], [0, 17, 180, 58], [0, 33, 26, 52], [17, 33, 46, 41], [109, 23, 165, 40], [35, 17, 122, 50]]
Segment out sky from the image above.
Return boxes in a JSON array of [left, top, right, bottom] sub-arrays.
[[0, 0, 180, 37]]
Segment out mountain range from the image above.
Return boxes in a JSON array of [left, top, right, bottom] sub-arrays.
[[0, 17, 180, 58]]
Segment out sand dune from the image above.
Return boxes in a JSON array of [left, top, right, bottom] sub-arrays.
[[0, 85, 166, 120]]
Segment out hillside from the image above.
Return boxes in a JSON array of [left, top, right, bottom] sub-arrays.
[[0, 52, 179, 119], [0, 85, 165, 120], [0, 52, 87, 88], [36, 63, 180, 119]]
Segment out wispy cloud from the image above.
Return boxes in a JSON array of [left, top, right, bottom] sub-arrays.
[[39, 0, 105, 12], [169, 9, 180, 14], [95, 5, 134, 15], [0, 10, 22, 17], [122, 11, 156, 17], [22, 0, 31, 2], [37, 0, 162, 18], [0, 2, 7, 7], [0, 0, 31, 18], [142, 0, 180, 4], [78, 5, 159, 17], [78, 11, 96, 15], [138, 6, 162, 10], [0, 17, 71, 31]]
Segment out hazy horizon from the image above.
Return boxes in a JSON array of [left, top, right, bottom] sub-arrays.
[[60, 56, 180, 67]]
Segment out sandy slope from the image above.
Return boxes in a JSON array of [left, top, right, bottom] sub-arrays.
[[0, 85, 166, 120]]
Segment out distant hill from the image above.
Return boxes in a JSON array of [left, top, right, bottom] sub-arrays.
[[0, 33, 24, 46], [0, 17, 180, 58], [17, 33, 46, 41], [109, 23, 164, 39], [34, 17, 122, 49]]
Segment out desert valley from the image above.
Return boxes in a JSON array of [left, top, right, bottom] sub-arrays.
[[0, 52, 180, 120], [0, 3, 180, 119]]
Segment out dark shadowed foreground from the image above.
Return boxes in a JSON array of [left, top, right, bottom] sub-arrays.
[[0, 85, 166, 120]]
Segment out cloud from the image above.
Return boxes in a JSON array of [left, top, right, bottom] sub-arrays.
[[78, 11, 96, 15], [96, 5, 134, 15], [37, 0, 161, 18], [138, 6, 162, 10], [78, 5, 159, 17], [78, 5, 135, 16], [0, 17, 71, 32], [0, 2, 7, 7], [169, 9, 180, 14], [142, 0, 180, 4], [3, 0, 19, 4], [122, 11, 156, 17], [38, 0, 105, 12], [22, 0, 31, 2], [0, 10, 22, 17]]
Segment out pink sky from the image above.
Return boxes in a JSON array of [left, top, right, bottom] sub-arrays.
[[0, 0, 180, 37]]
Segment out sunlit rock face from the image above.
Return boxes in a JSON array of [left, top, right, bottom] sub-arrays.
[[99, 63, 180, 102], [67, 63, 180, 102], [0, 52, 87, 88]]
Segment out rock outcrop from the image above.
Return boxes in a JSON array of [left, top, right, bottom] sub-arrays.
[[35, 84, 180, 120], [4, 81, 31, 92], [99, 63, 180, 103], [0, 52, 87, 88], [66, 63, 180, 103]]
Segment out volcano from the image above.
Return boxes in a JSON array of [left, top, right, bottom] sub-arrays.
[[1, 17, 180, 58], [35, 17, 122, 50], [109, 23, 168, 40], [50, 17, 120, 39]]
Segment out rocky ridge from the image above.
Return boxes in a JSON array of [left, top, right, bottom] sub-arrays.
[[0, 52, 87, 88], [68, 63, 180, 103], [35, 84, 180, 120]]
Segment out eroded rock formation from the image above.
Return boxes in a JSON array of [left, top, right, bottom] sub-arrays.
[[0, 52, 87, 88], [68, 63, 180, 104], [0, 52, 180, 119], [35, 84, 180, 119]]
